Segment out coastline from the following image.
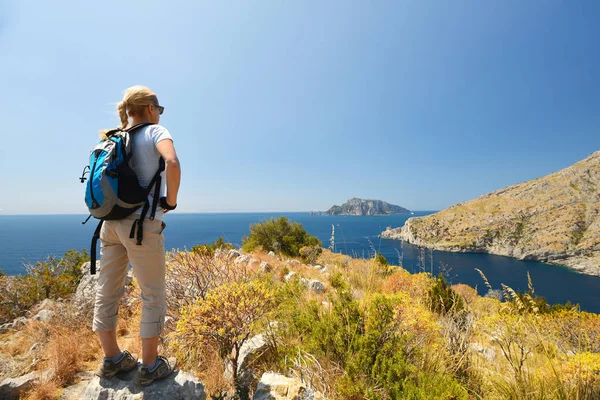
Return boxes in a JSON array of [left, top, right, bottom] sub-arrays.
[[381, 226, 600, 277]]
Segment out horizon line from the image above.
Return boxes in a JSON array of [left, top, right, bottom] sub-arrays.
[[0, 210, 438, 217]]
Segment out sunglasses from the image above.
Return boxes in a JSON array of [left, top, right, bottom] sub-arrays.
[[153, 104, 165, 115]]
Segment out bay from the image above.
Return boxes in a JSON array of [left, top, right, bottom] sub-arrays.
[[1, 212, 598, 312]]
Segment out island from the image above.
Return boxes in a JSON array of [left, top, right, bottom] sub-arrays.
[[326, 198, 410, 216]]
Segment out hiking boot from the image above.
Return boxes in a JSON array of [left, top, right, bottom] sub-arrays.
[[95, 350, 138, 378], [134, 355, 178, 387]]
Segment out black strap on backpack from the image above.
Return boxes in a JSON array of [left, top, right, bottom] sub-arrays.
[[88, 122, 162, 275], [90, 220, 104, 275], [128, 158, 166, 245]]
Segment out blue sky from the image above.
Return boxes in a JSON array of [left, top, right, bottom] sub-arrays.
[[0, 1, 598, 214]]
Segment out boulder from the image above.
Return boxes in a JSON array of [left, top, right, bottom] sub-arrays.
[[225, 334, 270, 385], [306, 280, 325, 294], [234, 255, 251, 266], [72, 261, 100, 315], [268, 251, 276, 258], [284, 272, 297, 282], [470, 343, 496, 362], [83, 368, 206, 400], [0, 322, 13, 334], [33, 298, 60, 313], [312, 265, 328, 274], [73, 262, 133, 316], [59, 371, 95, 400], [0, 370, 52, 400], [259, 261, 272, 273], [33, 309, 54, 322], [228, 249, 242, 258], [253, 372, 324, 400]]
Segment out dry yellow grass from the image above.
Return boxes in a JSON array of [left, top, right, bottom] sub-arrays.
[[22, 378, 60, 400]]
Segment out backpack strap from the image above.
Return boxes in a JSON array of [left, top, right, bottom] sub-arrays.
[[124, 122, 154, 163], [126, 122, 154, 133], [90, 220, 104, 275], [128, 157, 166, 245], [149, 158, 166, 220]]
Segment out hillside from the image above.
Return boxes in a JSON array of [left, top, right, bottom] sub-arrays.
[[2, 247, 600, 399], [382, 151, 600, 275]]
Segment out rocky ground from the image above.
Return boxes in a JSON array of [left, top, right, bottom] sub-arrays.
[[0, 251, 329, 400]]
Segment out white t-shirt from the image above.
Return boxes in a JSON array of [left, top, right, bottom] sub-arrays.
[[130, 124, 173, 220]]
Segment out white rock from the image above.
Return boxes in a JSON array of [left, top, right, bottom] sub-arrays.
[[234, 255, 251, 266], [0, 370, 51, 400], [83, 369, 206, 400], [253, 372, 324, 400], [228, 249, 242, 258], [259, 261, 272, 273], [33, 309, 54, 322], [284, 272, 297, 282], [35, 298, 59, 312], [470, 343, 496, 362], [225, 334, 269, 383], [268, 251, 276, 257], [306, 280, 325, 294], [0, 323, 12, 334], [72, 262, 100, 316]]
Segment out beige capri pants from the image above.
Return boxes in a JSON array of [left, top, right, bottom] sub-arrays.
[[93, 214, 167, 338]]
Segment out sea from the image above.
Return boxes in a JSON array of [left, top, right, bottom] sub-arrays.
[[1, 212, 599, 313]]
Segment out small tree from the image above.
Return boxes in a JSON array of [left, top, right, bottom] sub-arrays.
[[191, 237, 235, 257], [242, 217, 321, 257], [173, 280, 276, 391], [299, 245, 322, 264]]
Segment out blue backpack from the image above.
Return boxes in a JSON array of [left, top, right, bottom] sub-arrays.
[[79, 123, 164, 274]]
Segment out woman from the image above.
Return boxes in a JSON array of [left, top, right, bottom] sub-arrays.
[[93, 85, 181, 386]]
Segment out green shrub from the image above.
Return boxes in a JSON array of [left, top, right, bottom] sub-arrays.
[[242, 217, 321, 257], [428, 275, 466, 315], [191, 237, 235, 257], [299, 245, 322, 264], [172, 279, 276, 390], [275, 278, 468, 399], [374, 252, 389, 267], [0, 249, 89, 323]]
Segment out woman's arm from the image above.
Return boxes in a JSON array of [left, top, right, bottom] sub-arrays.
[[156, 139, 181, 209]]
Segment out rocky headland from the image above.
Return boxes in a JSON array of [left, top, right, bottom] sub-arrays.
[[326, 198, 410, 216], [382, 151, 600, 276]]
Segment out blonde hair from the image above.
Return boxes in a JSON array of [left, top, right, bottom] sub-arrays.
[[117, 85, 159, 129], [100, 85, 159, 139]]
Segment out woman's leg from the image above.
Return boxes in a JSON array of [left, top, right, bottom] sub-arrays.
[[118, 217, 167, 366], [93, 221, 130, 357]]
